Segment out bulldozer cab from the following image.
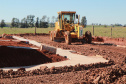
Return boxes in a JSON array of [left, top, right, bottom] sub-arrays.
[[58, 11, 76, 30]]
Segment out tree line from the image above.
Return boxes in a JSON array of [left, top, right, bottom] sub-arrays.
[[0, 15, 57, 28], [0, 15, 88, 28], [11, 15, 57, 28]]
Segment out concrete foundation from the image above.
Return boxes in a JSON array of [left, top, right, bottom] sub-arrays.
[[0, 36, 108, 71]]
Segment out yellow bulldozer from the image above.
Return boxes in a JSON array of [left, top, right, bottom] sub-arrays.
[[50, 11, 92, 44]]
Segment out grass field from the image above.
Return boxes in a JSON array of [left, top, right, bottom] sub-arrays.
[[84, 25, 126, 38], [0, 25, 126, 38], [0, 28, 54, 34]]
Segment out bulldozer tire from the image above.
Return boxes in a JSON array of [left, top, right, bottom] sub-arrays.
[[53, 31, 57, 37], [65, 31, 71, 45], [50, 31, 54, 41], [53, 30, 58, 41], [85, 31, 92, 44]]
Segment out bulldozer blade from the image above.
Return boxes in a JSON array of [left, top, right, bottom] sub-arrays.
[[40, 44, 57, 54]]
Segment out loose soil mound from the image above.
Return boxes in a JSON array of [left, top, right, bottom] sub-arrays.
[[0, 46, 67, 67], [0, 61, 125, 84]]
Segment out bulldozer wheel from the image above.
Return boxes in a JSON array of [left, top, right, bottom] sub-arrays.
[[53, 30, 59, 41], [65, 31, 71, 45], [85, 31, 92, 44], [50, 31, 54, 41], [53, 30, 58, 40]]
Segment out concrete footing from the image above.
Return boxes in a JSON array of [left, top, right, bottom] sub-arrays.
[[40, 44, 57, 54]]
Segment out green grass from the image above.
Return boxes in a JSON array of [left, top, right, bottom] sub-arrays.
[[0, 26, 126, 38], [0, 28, 54, 34], [84, 25, 126, 38]]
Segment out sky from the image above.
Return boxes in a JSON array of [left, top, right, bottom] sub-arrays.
[[0, 0, 126, 25]]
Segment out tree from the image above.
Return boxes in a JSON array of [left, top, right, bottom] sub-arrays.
[[40, 20, 42, 28], [11, 18, 19, 28], [47, 17, 50, 27], [0, 20, 6, 28], [55, 17, 58, 22], [11, 18, 15, 27], [35, 17, 39, 28], [41, 15, 47, 22], [21, 18, 28, 28], [52, 16, 55, 23], [27, 15, 35, 28], [40, 22, 48, 28], [40, 20, 48, 28], [115, 23, 122, 26], [51, 16, 55, 27], [99, 24, 101, 26], [40, 16, 48, 28], [104, 24, 107, 28], [123, 24, 126, 27], [47, 17, 50, 23], [81, 16, 87, 28]]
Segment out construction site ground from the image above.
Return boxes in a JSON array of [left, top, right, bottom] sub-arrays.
[[0, 34, 126, 84], [0, 37, 67, 67]]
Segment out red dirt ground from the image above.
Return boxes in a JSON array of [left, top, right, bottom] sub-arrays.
[[0, 34, 126, 84], [0, 37, 67, 67], [92, 36, 126, 46], [0, 37, 34, 47]]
